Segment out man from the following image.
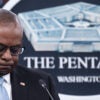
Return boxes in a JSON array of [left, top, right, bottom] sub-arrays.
[[0, 9, 60, 100]]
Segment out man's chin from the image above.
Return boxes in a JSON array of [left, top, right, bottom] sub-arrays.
[[0, 68, 14, 76]]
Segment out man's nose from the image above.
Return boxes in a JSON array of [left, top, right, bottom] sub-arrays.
[[1, 49, 12, 61]]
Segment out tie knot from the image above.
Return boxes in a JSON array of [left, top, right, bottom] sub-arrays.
[[0, 77, 4, 85]]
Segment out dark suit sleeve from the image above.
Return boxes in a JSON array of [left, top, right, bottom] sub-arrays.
[[47, 74, 60, 100]]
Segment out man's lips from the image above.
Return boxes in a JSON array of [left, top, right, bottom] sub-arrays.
[[0, 65, 14, 69]]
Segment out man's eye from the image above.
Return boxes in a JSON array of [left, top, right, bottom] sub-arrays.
[[11, 47, 19, 52], [0, 45, 6, 51]]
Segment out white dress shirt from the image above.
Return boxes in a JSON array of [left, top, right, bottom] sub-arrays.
[[3, 74, 12, 100]]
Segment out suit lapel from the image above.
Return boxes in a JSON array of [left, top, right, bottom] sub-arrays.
[[10, 69, 29, 100]]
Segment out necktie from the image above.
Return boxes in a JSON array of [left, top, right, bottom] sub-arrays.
[[0, 77, 9, 100]]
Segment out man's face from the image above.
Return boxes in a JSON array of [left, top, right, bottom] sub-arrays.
[[0, 23, 23, 76]]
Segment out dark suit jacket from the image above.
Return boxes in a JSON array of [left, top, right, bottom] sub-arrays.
[[10, 65, 60, 100]]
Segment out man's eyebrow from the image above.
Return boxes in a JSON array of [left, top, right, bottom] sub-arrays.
[[11, 45, 22, 47], [0, 43, 22, 47], [0, 43, 5, 45]]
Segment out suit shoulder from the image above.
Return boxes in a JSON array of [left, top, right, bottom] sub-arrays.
[[16, 64, 51, 79]]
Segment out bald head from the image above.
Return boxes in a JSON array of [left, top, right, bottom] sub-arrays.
[[0, 9, 23, 29]]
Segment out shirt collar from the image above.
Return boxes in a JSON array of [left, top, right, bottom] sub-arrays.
[[3, 73, 11, 84]]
